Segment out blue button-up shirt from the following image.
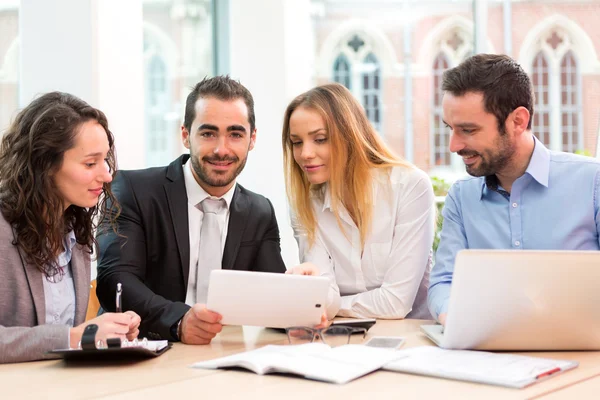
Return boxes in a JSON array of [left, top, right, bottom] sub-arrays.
[[428, 137, 600, 319]]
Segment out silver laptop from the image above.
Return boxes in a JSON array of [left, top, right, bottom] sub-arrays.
[[421, 250, 600, 350]]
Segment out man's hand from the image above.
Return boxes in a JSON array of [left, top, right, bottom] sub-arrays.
[[124, 310, 141, 339], [286, 262, 320, 276], [180, 304, 223, 345], [438, 313, 447, 326]]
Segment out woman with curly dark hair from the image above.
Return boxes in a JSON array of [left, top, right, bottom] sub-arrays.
[[0, 92, 140, 363]]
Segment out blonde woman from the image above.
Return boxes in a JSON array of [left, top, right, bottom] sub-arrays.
[[283, 83, 434, 320]]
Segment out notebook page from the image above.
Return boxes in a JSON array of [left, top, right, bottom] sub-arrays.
[[191, 343, 403, 384], [384, 347, 578, 388], [292, 345, 406, 384], [191, 343, 329, 375]]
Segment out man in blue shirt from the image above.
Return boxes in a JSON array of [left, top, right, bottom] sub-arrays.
[[428, 54, 600, 325]]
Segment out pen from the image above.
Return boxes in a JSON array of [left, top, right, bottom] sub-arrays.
[[116, 282, 122, 313], [535, 367, 561, 379]]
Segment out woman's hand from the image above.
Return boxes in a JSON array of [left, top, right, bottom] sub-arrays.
[[286, 262, 321, 276], [69, 311, 141, 348]]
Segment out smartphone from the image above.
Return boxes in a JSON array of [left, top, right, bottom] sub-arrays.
[[331, 318, 377, 331], [363, 336, 405, 349]]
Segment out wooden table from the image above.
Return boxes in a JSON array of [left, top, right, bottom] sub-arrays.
[[2, 320, 599, 399]]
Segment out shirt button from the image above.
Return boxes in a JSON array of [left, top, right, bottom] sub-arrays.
[[514, 240, 520, 246], [512, 202, 518, 208]]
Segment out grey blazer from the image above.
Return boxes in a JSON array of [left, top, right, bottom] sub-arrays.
[[0, 213, 90, 364]]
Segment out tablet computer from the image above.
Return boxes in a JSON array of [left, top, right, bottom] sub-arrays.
[[206, 270, 329, 328]]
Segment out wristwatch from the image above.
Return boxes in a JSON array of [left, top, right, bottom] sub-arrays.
[[170, 318, 183, 341], [81, 324, 99, 350]]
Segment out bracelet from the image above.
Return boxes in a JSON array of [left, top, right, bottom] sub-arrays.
[[177, 319, 183, 341]]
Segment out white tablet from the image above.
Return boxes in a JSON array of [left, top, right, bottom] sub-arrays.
[[206, 270, 329, 328]]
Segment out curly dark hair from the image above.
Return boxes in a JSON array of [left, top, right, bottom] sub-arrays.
[[0, 92, 120, 279]]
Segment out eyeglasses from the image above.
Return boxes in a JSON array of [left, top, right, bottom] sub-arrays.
[[285, 325, 367, 346]]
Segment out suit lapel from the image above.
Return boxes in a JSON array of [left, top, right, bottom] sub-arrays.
[[223, 185, 250, 270], [13, 229, 45, 325], [164, 155, 191, 286], [70, 246, 90, 325]]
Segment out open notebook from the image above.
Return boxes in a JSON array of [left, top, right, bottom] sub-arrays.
[[384, 346, 578, 389], [192, 343, 404, 384], [49, 340, 171, 360]]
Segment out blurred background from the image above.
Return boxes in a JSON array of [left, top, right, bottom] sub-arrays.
[[1, 0, 599, 266]]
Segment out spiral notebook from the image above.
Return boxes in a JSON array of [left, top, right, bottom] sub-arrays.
[[48, 340, 171, 361]]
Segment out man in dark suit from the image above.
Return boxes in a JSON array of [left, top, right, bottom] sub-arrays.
[[96, 76, 287, 344]]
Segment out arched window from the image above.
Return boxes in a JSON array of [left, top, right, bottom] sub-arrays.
[[426, 24, 473, 171], [361, 53, 381, 133], [531, 51, 551, 147], [527, 28, 584, 153], [328, 34, 385, 136], [432, 53, 451, 166], [144, 54, 171, 166], [560, 51, 580, 153], [333, 54, 351, 90]]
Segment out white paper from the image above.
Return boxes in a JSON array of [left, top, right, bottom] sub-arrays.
[[384, 346, 578, 388], [122, 340, 169, 352], [192, 343, 405, 384]]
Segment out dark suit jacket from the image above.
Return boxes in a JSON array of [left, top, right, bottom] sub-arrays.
[[96, 155, 286, 341]]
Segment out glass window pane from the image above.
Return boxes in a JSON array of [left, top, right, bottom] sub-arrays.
[[0, 6, 20, 135], [361, 53, 381, 134], [432, 53, 451, 167], [143, 0, 214, 167], [333, 54, 352, 90]]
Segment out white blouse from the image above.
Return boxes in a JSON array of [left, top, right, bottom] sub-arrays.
[[293, 166, 435, 320]]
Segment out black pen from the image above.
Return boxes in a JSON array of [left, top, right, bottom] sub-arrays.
[[116, 282, 122, 313]]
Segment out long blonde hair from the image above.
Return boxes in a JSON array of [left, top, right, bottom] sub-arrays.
[[282, 83, 411, 248]]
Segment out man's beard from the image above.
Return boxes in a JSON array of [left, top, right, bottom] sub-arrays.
[[190, 153, 247, 188], [458, 134, 514, 177]]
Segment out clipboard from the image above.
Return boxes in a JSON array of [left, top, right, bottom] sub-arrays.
[[47, 323, 172, 361], [48, 344, 172, 361]]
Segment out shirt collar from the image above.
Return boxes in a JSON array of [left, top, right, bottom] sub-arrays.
[[479, 135, 550, 199], [524, 135, 550, 188], [56, 230, 76, 267], [183, 159, 236, 210], [321, 184, 331, 212]]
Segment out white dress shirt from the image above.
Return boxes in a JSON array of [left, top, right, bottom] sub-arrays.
[[183, 160, 236, 306], [293, 166, 435, 319]]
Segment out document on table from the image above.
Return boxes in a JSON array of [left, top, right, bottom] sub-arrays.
[[191, 343, 405, 384], [384, 346, 578, 389]]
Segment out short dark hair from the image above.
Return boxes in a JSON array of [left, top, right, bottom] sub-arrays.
[[442, 54, 534, 132], [183, 75, 255, 133], [0, 92, 120, 278]]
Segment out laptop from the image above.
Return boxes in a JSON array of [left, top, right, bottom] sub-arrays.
[[421, 250, 600, 350], [206, 270, 329, 328]]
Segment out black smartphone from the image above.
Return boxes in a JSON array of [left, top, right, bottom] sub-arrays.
[[331, 318, 377, 332]]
